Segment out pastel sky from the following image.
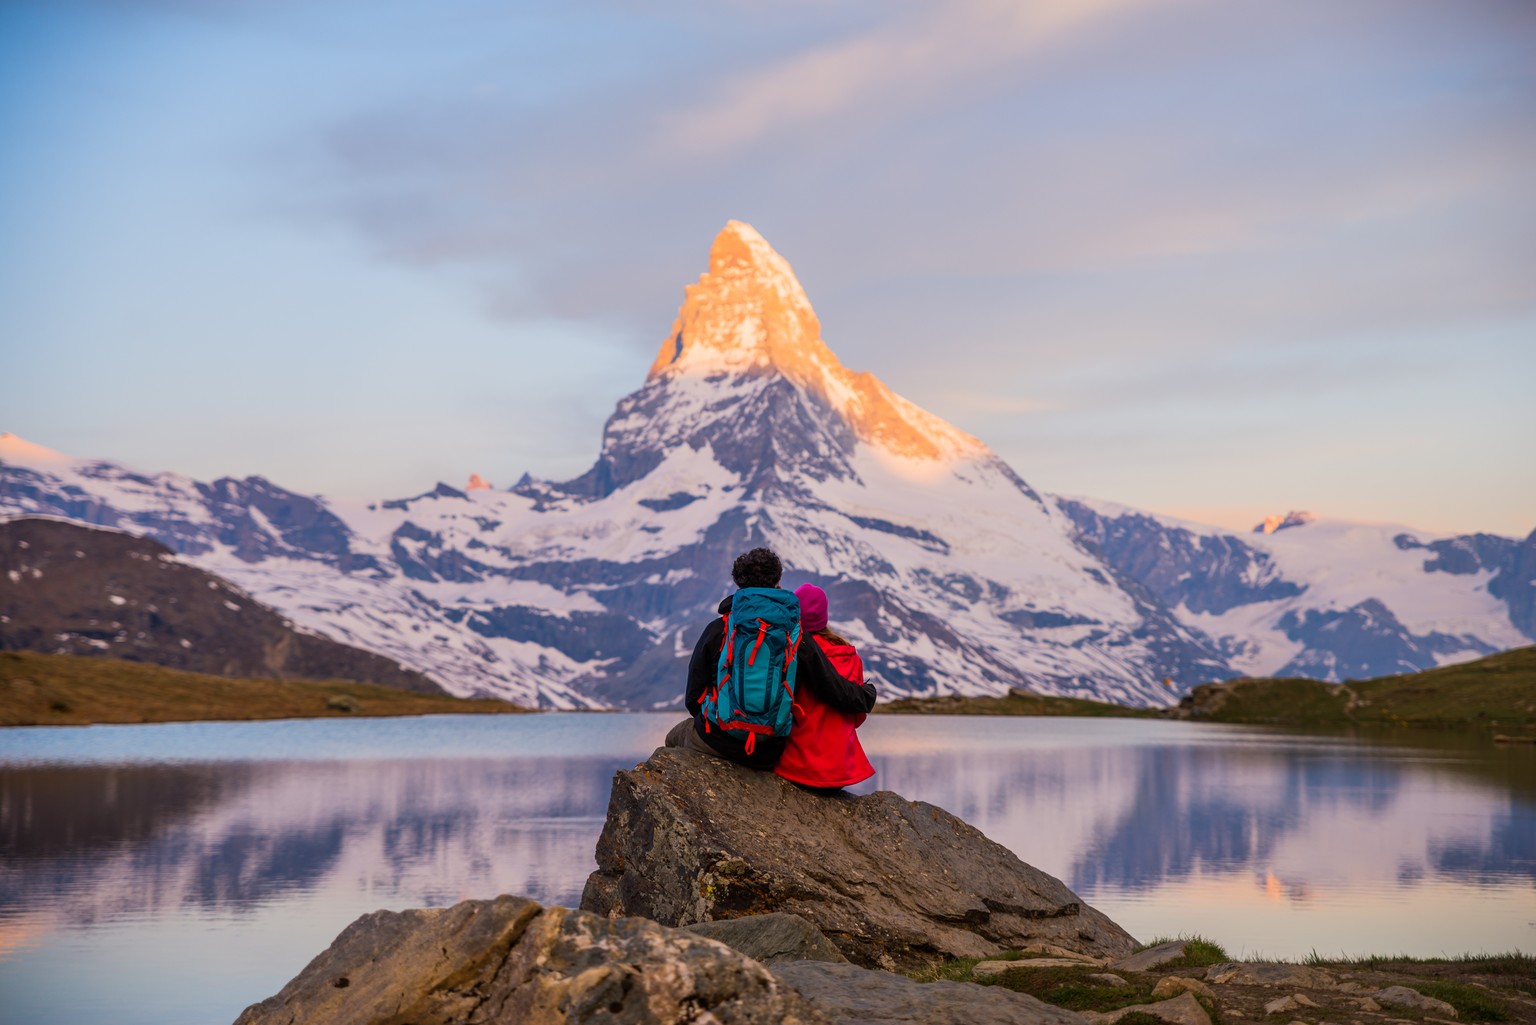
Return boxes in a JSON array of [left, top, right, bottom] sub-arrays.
[[3, 0, 1533, 536]]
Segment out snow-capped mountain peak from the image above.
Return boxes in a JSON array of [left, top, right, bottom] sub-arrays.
[[647, 219, 822, 382], [642, 221, 983, 467]]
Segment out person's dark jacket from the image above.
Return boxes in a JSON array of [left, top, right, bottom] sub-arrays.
[[685, 593, 878, 770]]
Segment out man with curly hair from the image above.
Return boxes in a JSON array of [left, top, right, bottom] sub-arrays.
[[665, 546, 877, 770]]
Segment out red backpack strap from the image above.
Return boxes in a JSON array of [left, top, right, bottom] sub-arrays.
[[747, 618, 769, 665], [784, 626, 801, 668]]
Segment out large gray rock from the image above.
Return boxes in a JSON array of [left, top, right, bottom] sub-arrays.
[[581, 747, 1137, 970], [233, 894, 831, 1025], [683, 913, 849, 965], [772, 960, 1087, 1025]]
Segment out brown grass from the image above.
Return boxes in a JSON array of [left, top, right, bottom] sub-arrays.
[[0, 650, 529, 726]]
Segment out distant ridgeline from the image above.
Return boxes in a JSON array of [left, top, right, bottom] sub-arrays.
[[0, 517, 443, 694], [1, 224, 1532, 710]]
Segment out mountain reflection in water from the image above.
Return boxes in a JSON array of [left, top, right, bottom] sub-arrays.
[[0, 714, 1532, 1025], [1, 758, 625, 921]]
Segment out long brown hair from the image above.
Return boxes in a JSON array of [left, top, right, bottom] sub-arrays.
[[817, 627, 849, 646]]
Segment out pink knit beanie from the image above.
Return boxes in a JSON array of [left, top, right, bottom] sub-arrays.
[[795, 583, 829, 633]]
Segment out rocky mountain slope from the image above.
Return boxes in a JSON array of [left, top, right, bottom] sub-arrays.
[[2, 223, 1530, 707], [1058, 498, 1534, 681], [0, 517, 443, 693]]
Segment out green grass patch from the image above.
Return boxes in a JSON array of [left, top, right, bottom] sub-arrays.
[[1163, 939, 1231, 970], [1412, 981, 1511, 1022], [1353, 648, 1536, 729], [906, 956, 989, 984], [1303, 952, 1536, 974], [1136, 935, 1232, 969], [1114, 1014, 1169, 1025], [1193, 678, 1350, 724], [977, 965, 1154, 1012]]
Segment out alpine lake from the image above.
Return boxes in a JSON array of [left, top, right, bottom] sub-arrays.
[[1, 712, 1532, 1025]]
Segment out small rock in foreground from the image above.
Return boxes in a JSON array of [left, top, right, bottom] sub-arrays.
[[1378, 985, 1459, 1018], [975, 957, 1109, 976], [1205, 963, 1339, 990], [771, 960, 1086, 1025], [1114, 940, 1191, 973], [1081, 990, 1212, 1025], [1153, 977, 1215, 1001], [1024, 943, 1115, 963]]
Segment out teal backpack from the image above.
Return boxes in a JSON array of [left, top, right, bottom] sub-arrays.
[[702, 587, 803, 754]]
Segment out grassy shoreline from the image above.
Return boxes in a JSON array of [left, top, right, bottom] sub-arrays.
[[912, 936, 1536, 1024], [884, 646, 1536, 736], [883, 689, 1160, 718], [6, 645, 1533, 732], [0, 650, 527, 726]]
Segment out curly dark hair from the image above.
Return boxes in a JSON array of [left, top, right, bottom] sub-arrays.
[[731, 547, 782, 589]]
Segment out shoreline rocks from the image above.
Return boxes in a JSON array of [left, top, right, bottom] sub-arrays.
[[233, 894, 1093, 1025], [233, 895, 833, 1025]]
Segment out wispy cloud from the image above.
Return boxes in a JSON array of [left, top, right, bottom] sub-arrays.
[[655, 0, 1165, 158]]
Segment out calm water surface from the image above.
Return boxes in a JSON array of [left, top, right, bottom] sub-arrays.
[[1, 713, 1533, 1025]]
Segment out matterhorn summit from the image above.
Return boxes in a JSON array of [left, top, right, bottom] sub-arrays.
[[552, 222, 993, 502], [649, 221, 983, 463], [3, 223, 1530, 708]]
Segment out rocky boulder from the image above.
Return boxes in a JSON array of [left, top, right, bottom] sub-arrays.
[[682, 913, 849, 965], [580, 747, 1137, 970], [232, 894, 830, 1025], [232, 893, 1094, 1025]]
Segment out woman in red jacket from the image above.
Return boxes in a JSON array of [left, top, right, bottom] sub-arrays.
[[774, 583, 876, 790]]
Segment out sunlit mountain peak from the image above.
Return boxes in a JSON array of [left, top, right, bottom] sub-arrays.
[[646, 221, 982, 462]]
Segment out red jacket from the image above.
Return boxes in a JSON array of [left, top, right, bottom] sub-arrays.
[[774, 634, 875, 788]]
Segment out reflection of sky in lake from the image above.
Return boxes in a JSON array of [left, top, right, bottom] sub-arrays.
[[857, 717, 1535, 958], [1, 713, 1533, 1024]]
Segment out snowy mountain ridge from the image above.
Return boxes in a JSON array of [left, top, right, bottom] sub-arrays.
[[3, 223, 1532, 708]]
